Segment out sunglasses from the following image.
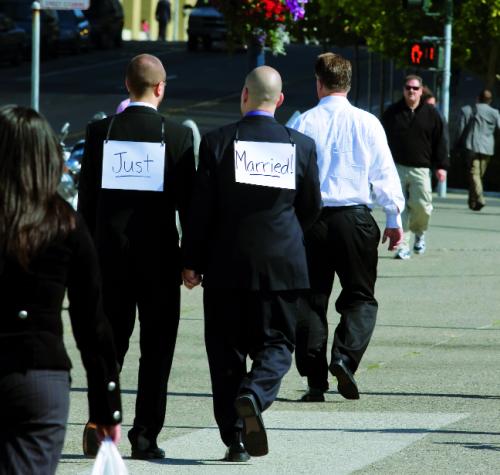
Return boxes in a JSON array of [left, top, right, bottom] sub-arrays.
[[405, 85, 421, 91]]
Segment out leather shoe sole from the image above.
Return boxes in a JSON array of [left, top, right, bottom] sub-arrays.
[[330, 359, 360, 400], [131, 446, 165, 460], [235, 393, 268, 457], [82, 422, 99, 457]]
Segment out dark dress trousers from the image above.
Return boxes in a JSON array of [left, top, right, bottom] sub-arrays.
[[183, 115, 321, 445], [0, 205, 121, 475], [78, 105, 195, 445]]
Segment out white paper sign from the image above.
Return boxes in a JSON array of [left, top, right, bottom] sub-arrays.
[[102, 140, 165, 192], [41, 0, 89, 9], [234, 140, 296, 190]]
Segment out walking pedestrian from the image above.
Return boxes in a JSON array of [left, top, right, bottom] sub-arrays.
[[0, 105, 121, 474], [78, 54, 196, 459], [456, 89, 500, 211], [289, 52, 404, 402], [155, 0, 171, 41], [382, 74, 448, 259], [182, 66, 321, 461]]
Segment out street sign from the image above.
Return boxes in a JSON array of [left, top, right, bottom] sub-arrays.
[[40, 0, 89, 9]]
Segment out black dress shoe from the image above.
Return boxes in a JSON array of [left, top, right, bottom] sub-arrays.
[[299, 388, 325, 402], [329, 358, 360, 400], [82, 422, 99, 457], [223, 435, 250, 463], [129, 428, 165, 460], [131, 446, 165, 460], [235, 393, 268, 457]]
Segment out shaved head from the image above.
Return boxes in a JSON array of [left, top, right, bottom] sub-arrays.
[[244, 66, 283, 109], [126, 54, 166, 98]]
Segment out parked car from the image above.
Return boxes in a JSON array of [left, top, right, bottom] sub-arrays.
[[57, 9, 89, 54], [184, 0, 227, 51], [0, 13, 26, 65], [0, 0, 59, 57], [85, 0, 123, 49]]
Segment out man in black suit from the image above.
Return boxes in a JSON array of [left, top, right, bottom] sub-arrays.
[[183, 66, 321, 462], [78, 54, 195, 459]]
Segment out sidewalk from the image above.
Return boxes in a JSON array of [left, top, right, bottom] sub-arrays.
[[57, 191, 500, 474]]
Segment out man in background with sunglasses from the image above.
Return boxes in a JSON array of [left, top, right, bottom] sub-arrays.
[[382, 75, 449, 260]]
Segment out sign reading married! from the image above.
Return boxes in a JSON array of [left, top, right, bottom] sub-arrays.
[[102, 140, 166, 192], [234, 140, 296, 190]]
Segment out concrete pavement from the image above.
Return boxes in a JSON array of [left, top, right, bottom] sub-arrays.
[[57, 191, 500, 474]]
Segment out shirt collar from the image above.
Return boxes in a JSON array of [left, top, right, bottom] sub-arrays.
[[245, 110, 274, 118], [128, 101, 157, 110], [318, 95, 349, 106]]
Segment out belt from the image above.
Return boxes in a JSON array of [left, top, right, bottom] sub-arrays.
[[321, 205, 369, 213]]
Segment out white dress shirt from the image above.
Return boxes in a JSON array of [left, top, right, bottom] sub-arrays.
[[290, 95, 404, 228], [127, 101, 157, 110]]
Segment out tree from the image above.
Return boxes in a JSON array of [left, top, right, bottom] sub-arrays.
[[454, 0, 500, 89], [318, 0, 500, 89]]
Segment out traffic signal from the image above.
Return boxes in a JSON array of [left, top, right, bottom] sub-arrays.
[[409, 41, 442, 69]]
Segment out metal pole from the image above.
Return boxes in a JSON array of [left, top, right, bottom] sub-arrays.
[[379, 56, 385, 117], [173, 0, 180, 41], [389, 58, 394, 104], [31, 1, 41, 111], [367, 51, 372, 112], [438, 0, 453, 198]]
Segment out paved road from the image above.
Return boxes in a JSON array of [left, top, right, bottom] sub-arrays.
[[0, 40, 485, 140], [57, 191, 500, 475]]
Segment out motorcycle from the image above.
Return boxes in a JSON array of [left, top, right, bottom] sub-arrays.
[[57, 112, 107, 209]]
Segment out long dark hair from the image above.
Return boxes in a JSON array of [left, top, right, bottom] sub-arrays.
[[0, 105, 75, 267]]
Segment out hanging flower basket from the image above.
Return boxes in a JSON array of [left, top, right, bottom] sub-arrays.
[[214, 0, 308, 56]]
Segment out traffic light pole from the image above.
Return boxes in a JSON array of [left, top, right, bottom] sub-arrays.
[[31, 1, 40, 112], [438, 0, 453, 198]]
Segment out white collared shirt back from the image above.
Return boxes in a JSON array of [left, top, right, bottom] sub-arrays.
[[289, 96, 404, 228]]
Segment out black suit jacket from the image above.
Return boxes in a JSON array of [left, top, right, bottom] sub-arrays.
[[183, 115, 321, 290], [78, 106, 195, 285], [0, 205, 121, 425]]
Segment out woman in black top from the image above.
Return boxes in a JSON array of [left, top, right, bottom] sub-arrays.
[[0, 105, 121, 474]]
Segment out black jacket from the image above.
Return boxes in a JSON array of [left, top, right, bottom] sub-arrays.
[[381, 99, 449, 170], [78, 105, 196, 285], [183, 115, 321, 290], [0, 205, 121, 425]]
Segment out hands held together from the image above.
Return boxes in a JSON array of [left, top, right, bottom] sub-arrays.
[[182, 269, 202, 289]]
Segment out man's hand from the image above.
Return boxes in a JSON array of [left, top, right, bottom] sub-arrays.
[[96, 424, 121, 444], [183, 269, 202, 289], [382, 228, 404, 251], [435, 168, 447, 182]]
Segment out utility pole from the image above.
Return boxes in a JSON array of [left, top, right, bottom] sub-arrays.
[[438, 0, 453, 198], [31, 1, 40, 112]]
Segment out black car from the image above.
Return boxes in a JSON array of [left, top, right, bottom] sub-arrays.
[[85, 0, 123, 49], [184, 0, 227, 51], [0, 0, 59, 57], [0, 13, 26, 65], [57, 9, 89, 53]]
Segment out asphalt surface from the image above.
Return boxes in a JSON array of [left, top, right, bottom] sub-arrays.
[[56, 191, 500, 474]]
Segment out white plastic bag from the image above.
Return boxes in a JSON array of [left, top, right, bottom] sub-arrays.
[[91, 437, 129, 475]]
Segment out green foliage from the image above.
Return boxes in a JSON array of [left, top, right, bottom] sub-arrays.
[[317, 0, 500, 86]]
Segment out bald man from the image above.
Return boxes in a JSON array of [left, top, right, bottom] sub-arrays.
[[78, 54, 195, 459], [182, 66, 321, 461]]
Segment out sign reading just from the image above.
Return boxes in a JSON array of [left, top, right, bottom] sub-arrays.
[[102, 140, 166, 192], [234, 140, 296, 190]]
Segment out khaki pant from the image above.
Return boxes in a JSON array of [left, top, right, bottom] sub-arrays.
[[396, 164, 433, 250], [466, 152, 491, 209]]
